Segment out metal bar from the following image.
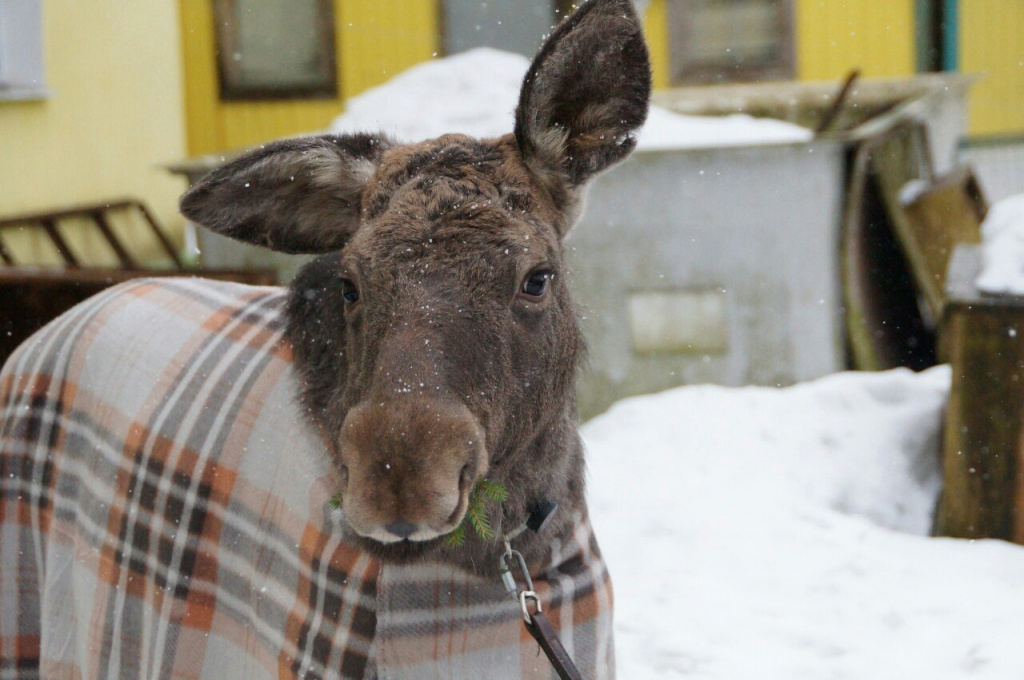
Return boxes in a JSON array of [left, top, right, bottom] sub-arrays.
[[133, 202, 185, 270], [941, 0, 958, 72], [90, 210, 137, 268], [914, 0, 939, 73], [814, 69, 860, 136], [39, 218, 80, 268]]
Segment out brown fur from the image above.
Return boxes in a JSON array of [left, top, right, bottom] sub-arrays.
[[179, 0, 650, 576]]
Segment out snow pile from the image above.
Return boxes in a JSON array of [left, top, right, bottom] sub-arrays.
[[331, 49, 526, 142], [584, 367, 1024, 678], [330, 48, 812, 150], [976, 192, 1024, 295], [637, 105, 814, 150]]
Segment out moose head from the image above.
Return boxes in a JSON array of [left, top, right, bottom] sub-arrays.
[[180, 0, 650, 573]]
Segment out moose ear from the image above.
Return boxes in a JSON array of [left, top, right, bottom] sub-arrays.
[[514, 0, 650, 196], [179, 133, 390, 254]]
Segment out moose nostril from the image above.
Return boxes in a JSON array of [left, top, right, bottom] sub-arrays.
[[386, 519, 417, 539]]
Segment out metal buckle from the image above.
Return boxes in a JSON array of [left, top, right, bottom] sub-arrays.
[[499, 539, 541, 623], [519, 590, 542, 625]]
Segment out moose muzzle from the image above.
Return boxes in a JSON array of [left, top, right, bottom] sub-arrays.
[[338, 396, 487, 544]]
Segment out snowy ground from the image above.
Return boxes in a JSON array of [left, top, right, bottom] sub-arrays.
[[329, 48, 811, 150], [584, 367, 1024, 679], [977, 193, 1024, 296]]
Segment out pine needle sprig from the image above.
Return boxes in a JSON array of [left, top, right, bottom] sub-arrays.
[[445, 478, 507, 547], [476, 479, 509, 503], [446, 522, 467, 547], [466, 499, 493, 539]]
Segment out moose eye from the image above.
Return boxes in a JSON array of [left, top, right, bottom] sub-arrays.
[[520, 269, 553, 300], [341, 279, 360, 304]]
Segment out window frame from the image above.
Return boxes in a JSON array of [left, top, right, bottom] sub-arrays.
[[0, 0, 48, 101], [667, 0, 796, 86], [213, 0, 338, 101]]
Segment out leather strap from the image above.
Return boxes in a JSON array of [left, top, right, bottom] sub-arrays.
[[525, 611, 585, 680]]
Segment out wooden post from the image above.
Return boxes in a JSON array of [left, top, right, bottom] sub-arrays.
[[937, 245, 1024, 541]]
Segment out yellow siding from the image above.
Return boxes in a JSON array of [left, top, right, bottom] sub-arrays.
[[643, 0, 671, 90], [793, 0, 916, 81], [0, 1, 187, 264], [960, 0, 1024, 136], [180, 0, 440, 156]]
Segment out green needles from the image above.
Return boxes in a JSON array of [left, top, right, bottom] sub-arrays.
[[445, 479, 508, 547]]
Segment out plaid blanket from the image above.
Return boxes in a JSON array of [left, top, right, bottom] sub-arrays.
[[0, 277, 614, 679]]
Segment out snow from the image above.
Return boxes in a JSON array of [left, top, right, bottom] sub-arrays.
[[636, 106, 813, 151], [976, 192, 1024, 296], [584, 367, 1024, 678], [329, 48, 812, 150], [898, 178, 930, 206]]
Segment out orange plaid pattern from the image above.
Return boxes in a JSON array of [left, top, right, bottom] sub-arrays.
[[0, 278, 614, 679]]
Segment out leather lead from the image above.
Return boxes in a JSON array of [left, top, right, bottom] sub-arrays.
[[525, 611, 585, 680]]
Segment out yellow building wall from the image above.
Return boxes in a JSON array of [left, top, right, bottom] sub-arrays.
[[640, 0, 916, 88], [180, 0, 440, 156], [794, 0, 917, 79], [793, 0, 916, 81], [960, 0, 1024, 136], [643, 0, 672, 90], [642, 0, 1024, 136], [0, 1, 188, 264]]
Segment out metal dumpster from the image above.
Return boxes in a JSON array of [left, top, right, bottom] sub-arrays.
[[569, 73, 971, 418]]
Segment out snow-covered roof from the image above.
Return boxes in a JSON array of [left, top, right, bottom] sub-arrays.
[[329, 47, 812, 151]]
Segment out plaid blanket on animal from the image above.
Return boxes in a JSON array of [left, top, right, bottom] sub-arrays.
[[0, 277, 614, 679]]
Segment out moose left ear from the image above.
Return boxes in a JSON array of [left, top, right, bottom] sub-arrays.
[[514, 0, 651, 197], [180, 133, 390, 254]]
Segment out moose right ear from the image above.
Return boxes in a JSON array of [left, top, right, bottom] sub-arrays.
[[514, 0, 651, 202], [180, 133, 390, 254]]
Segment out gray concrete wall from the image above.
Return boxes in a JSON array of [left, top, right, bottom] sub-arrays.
[[568, 142, 848, 419]]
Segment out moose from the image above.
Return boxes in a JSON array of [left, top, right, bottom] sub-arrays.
[[0, 0, 650, 677]]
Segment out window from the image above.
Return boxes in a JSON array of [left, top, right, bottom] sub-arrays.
[[667, 0, 794, 85], [441, 0, 557, 58], [0, 0, 47, 100], [214, 0, 337, 100]]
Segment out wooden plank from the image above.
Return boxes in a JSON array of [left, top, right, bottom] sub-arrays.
[[39, 218, 80, 267], [937, 246, 1024, 542], [0, 198, 138, 228], [89, 209, 138, 268], [899, 167, 985, 320], [134, 201, 185, 270], [938, 302, 1024, 540], [0, 200, 185, 271]]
